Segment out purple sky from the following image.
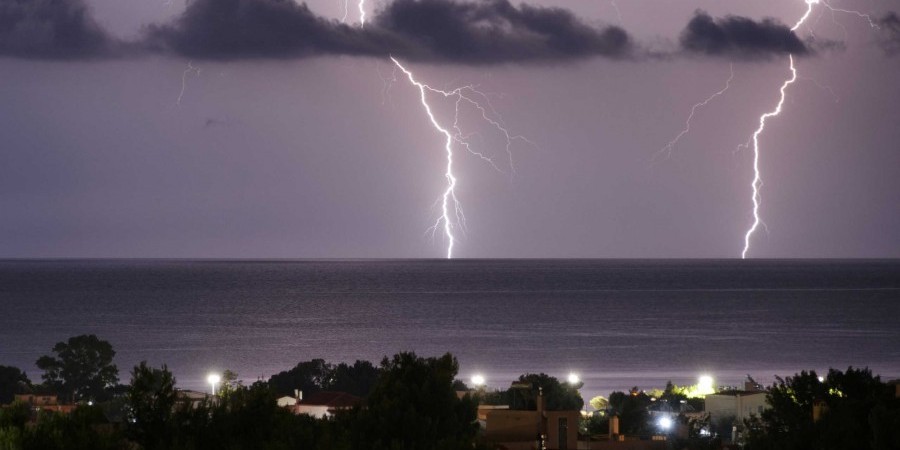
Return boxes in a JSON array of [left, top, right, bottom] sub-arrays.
[[1, 0, 898, 258]]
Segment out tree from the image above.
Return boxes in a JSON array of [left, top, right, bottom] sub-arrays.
[[127, 362, 177, 450], [354, 352, 479, 450], [326, 360, 380, 397], [744, 367, 900, 450], [590, 395, 609, 412], [0, 366, 30, 405], [608, 389, 652, 435], [512, 373, 584, 411], [268, 359, 331, 397], [35, 335, 119, 403]]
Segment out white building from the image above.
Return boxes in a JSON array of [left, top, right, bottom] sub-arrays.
[[704, 391, 768, 422]]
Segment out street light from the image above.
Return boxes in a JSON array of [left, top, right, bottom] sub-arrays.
[[657, 416, 673, 431], [471, 374, 486, 388], [207, 373, 221, 396], [698, 375, 715, 395], [567, 373, 580, 385]]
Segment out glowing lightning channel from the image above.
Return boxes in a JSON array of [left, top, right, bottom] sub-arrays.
[[177, 61, 201, 106], [390, 57, 528, 258], [741, 0, 815, 258], [741, 56, 798, 259], [655, 64, 734, 161], [340, 0, 349, 23], [358, 0, 366, 27]]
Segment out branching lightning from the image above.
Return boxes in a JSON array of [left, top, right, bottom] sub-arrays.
[[740, 0, 879, 258], [739, 1, 815, 259], [655, 64, 734, 161], [390, 57, 529, 258], [177, 61, 201, 106]]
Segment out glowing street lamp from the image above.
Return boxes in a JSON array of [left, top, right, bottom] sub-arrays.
[[697, 375, 715, 396], [567, 373, 581, 385], [471, 374, 486, 388], [207, 373, 221, 396], [657, 416, 673, 431]]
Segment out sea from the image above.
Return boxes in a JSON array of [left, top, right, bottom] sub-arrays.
[[1, 259, 898, 401]]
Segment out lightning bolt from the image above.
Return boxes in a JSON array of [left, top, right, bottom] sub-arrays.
[[741, 56, 798, 259], [655, 64, 734, 161], [609, 0, 623, 26], [177, 61, 201, 106], [741, 0, 880, 258], [390, 57, 529, 258], [340, 0, 349, 23], [358, 0, 366, 27]]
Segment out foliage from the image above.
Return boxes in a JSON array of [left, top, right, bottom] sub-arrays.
[[590, 395, 609, 412], [608, 388, 651, 435], [353, 352, 479, 450], [35, 335, 119, 403], [744, 367, 900, 450], [268, 359, 379, 399], [510, 373, 584, 411], [0, 367, 31, 405], [126, 362, 177, 450]]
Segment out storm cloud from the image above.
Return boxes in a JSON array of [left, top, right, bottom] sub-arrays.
[[878, 12, 900, 56], [680, 11, 809, 59], [145, 0, 630, 63], [372, 0, 629, 63], [0, 0, 115, 59]]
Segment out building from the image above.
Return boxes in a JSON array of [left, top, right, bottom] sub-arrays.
[[293, 391, 362, 418], [479, 388, 580, 450], [13, 394, 76, 414], [704, 390, 767, 423]]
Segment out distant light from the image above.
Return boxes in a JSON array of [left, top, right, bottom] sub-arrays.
[[699, 428, 711, 436], [567, 373, 580, 385], [471, 374, 486, 387], [208, 373, 221, 396], [658, 416, 673, 431], [817, 376, 824, 382], [87, 401, 93, 406], [698, 375, 715, 395]]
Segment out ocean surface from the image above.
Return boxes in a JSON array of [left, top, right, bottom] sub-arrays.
[[1, 259, 898, 401]]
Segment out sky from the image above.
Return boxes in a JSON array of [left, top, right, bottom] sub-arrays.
[[1, 0, 899, 259]]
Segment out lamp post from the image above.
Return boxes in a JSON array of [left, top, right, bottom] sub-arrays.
[[207, 373, 221, 396]]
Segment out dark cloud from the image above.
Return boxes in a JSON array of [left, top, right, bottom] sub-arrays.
[[144, 0, 628, 63], [143, 0, 390, 59], [0, 0, 114, 59], [680, 10, 809, 59], [877, 12, 900, 55], [373, 0, 629, 63]]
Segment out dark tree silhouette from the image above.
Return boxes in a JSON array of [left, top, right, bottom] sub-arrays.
[[35, 335, 119, 403]]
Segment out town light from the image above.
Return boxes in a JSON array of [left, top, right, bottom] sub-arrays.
[[207, 373, 221, 396], [567, 373, 580, 385], [657, 416, 673, 431], [471, 374, 486, 387], [698, 375, 715, 395]]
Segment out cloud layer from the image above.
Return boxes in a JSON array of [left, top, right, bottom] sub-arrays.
[[1, 0, 836, 63], [0, 0, 114, 59], [145, 0, 630, 63], [680, 10, 809, 58]]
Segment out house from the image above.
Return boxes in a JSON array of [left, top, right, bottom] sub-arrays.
[[293, 391, 362, 418], [13, 394, 76, 414], [704, 390, 767, 423], [479, 388, 580, 450]]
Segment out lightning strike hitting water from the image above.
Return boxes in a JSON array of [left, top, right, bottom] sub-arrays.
[[655, 64, 733, 161], [741, 56, 798, 259], [390, 57, 528, 258], [741, 0, 816, 258], [176, 62, 201, 106]]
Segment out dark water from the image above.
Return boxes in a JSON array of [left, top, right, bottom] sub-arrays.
[[1, 259, 898, 400]]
